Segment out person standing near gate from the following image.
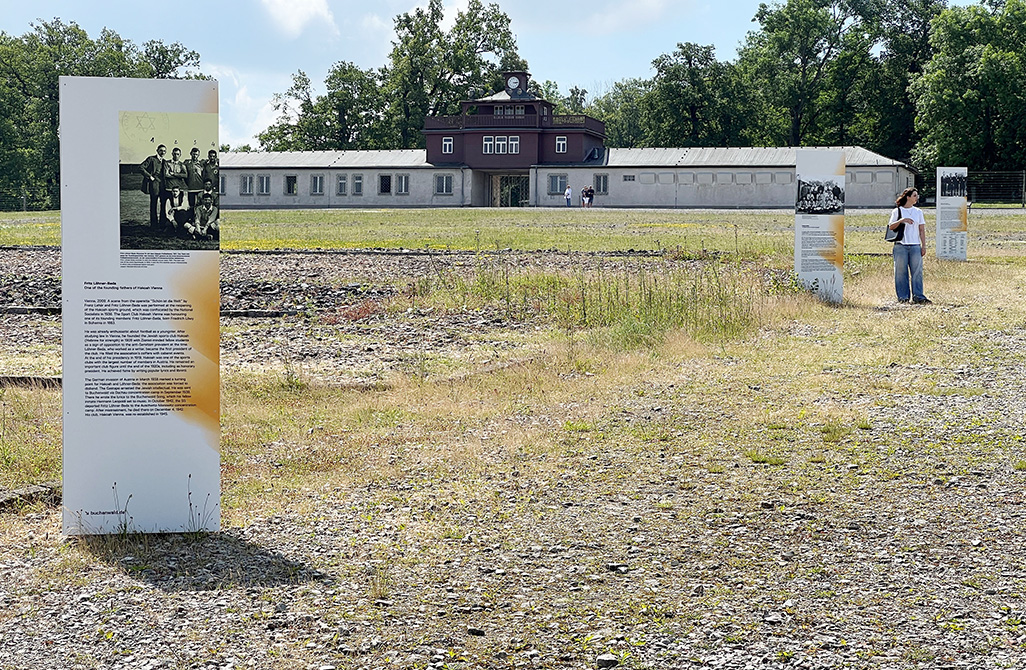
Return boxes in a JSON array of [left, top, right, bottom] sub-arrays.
[[564, 184, 572, 207]]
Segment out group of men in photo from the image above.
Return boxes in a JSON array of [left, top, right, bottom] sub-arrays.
[[938, 172, 968, 198], [140, 145, 220, 240]]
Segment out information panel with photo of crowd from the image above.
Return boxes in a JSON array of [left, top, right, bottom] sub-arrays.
[[794, 150, 845, 304]]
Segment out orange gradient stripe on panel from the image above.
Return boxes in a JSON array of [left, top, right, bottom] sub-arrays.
[[171, 253, 220, 450], [816, 216, 845, 270]]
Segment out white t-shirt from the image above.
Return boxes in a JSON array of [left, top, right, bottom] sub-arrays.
[[889, 206, 925, 245]]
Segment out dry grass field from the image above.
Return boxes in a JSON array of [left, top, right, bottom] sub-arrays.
[[1, 207, 1025, 669]]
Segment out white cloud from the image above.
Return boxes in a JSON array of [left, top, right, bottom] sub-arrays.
[[259, 0, 339, 39], [206, 62, 293, 148]]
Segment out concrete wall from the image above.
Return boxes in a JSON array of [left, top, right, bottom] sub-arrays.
[[531, 165, 916, 208], [220, 168, 473, 209], [222, 164, 915, 209]]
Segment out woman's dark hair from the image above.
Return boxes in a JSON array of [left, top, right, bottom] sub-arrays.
[[896, 187, 918, 207]]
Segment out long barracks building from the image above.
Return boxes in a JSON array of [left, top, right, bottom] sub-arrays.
[[220, 71, 915, 210]]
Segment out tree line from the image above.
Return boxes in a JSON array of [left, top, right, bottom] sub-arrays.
[[2, 0, 1026, 210], [0, 19, 202, 209], [253, 0, 1026, 178]]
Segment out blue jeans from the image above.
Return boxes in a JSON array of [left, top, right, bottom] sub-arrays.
[[893, 243, 925, 301]]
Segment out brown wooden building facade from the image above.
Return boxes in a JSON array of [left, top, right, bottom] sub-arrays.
[[422, 71, 606, 206]]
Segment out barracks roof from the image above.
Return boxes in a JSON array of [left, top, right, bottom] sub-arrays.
[[601, 146, 906, 168], [222, 146, 907, 170], [222, 149, 431, 169]]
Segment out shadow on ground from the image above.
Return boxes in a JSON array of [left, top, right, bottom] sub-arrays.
[[76, 529, 331, 591]]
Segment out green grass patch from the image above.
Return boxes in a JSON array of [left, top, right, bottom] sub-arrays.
[[0, 386, 63, 489], [0, 211, 61, 246], [744, 448, 787, 466]]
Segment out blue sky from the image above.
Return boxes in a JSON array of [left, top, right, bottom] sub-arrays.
[[0, 0, 971, 149]]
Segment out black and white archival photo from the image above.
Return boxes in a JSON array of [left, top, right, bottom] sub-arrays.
[[795, 177, 845, 215], [119, 110, 220, 251], [938, 170, 968, 198]]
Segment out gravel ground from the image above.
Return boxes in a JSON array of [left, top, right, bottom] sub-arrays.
[[1, 246, 1025, 670]]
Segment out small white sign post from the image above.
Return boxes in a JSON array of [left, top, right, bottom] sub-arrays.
[[60, 76, 220, 535], [936, 167, 968, 261], [794, 150, 845, 304]]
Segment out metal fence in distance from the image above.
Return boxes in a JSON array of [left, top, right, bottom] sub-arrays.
[[0, 186, 60, 212], [918, 170, 1025, 207]]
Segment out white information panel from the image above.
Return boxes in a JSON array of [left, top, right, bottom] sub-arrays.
[[794, 150, 845, 304], [936, 167, 968, 261], [60, 77, 220, 535]]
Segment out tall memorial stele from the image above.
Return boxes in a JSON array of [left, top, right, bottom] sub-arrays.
[[794, 150, 845, 304], [60, 77, 221, 535], [935, 167, 968, 261]]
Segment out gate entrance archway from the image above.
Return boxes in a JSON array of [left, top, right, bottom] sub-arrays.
[[490, 175, 530, 207]]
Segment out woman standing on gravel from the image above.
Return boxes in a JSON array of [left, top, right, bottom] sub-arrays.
[[888, 187, 931, 304]]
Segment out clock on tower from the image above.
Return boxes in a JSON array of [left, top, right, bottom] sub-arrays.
[[503, 71, 529, 96]]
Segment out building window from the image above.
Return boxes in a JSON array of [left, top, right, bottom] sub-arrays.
[[495, 136, 508, 154], [336, 174, 347, 195], [219, 175, 226, 195], [555, 136, 567, 154], [594, 174, 609, 195], [379, 174, 392, 195], [435, 173, 454, 195], [514, 104, 525, 116], [240, 174, 254, 195], [285, 175, 298, 195], [483, 136, 494, 154], [442, 137, 453, 154], [509, 136, 520, 154], [257, 175, 271, 195], [353, 174, 363, 196], [311, 174, 325, 195], [548, 174, 568, 195], [622, 174, 636, 182], [396, 174, 410, 195]]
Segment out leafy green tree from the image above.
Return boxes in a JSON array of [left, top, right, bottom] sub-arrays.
[[641, 43, 744, 147], [864, 0, 946, 162], [530, 79, 566, 111], [912, 0, 1026, 170], [258, 62, 385, 151], [586, 78, 651, 147], [737, 0, 883, 146], [379, 0, 523, 148], [565, 86, 588, 114]]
